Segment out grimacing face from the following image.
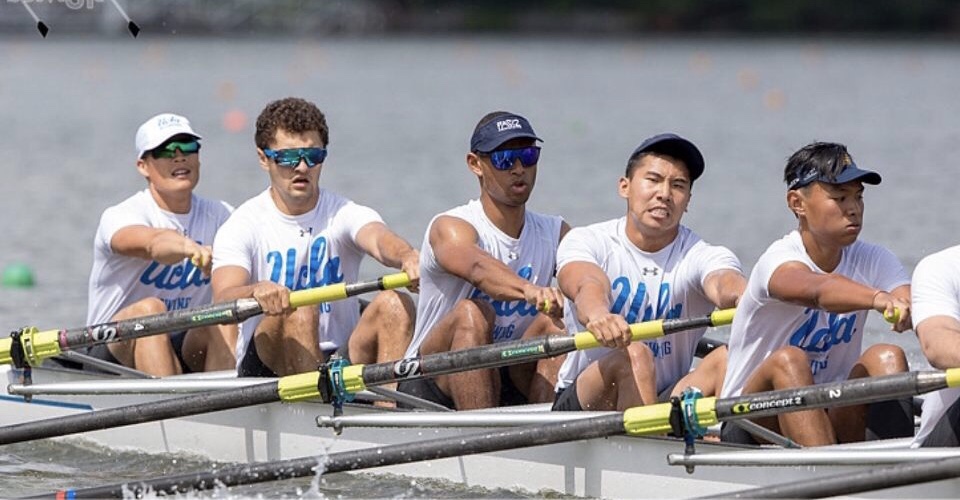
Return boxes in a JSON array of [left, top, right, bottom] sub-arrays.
[[620, 153, 691, 246]]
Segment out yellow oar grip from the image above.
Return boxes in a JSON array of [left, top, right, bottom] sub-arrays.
[[623, 403, 674, 436], [381, 272, 412, 290], [290, 284, 348, 308], [946, 368, 960, 388], [883, 308, 901, 324], [277, 372, 322, 402], [711, 308, 736, 326], [630, 319, 667, 341], [0, 328, 62, 366], [622, 397, 719, 437], [0, 338, 12, 365], [342, 364, 366, 394], [573, 331, 601, 350]]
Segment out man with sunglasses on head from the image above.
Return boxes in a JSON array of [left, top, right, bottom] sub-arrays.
[[552, 134, 746, 414], [396, 111, 569, 410], [720, 142, 913, 446], [211, 97, 419, 382], [86, 113, 235, 376]]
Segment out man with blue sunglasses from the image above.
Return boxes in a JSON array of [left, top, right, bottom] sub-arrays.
[[86, 113, 236, 376], [398, 111, 570, 410], [212, 97, 419, 387]]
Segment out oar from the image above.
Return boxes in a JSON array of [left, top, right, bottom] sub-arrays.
[[328, 309, 735, 401], [701, 454, 960, 498], [40, 367, 960, 498], [0, 273, 412, 367], [0, 310, 733, 446]]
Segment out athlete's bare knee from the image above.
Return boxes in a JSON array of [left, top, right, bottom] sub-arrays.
[[451, 300, 495, 339], [862, 343, 908, 370], [626, 343, 656, 378], [768, 346, 813, 384]]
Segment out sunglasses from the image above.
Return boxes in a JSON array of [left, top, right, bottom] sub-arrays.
[[150, 140, 201, 159], [263, 147, 328, 169], [483, 146, 541, 171]]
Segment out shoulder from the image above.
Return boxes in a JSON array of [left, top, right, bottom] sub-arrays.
[[917, 245, 960, 275]]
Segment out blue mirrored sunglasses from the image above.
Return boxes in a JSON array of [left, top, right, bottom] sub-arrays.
[[485, 146, 541, 171], [263, 147, 328, 168]]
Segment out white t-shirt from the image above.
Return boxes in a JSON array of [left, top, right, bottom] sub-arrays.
[[911, 245, 960, 446], [213, 188, 383, 362], [404, 199, 563, 358], [721, 230, 910, 398], [554, 220, 742, 394], [87, 189, 232, 325]]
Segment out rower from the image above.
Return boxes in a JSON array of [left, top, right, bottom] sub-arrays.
[[85, 113, 235, 376], [912, 245, 960, 446], [720, 142, 915, 446], [397, 111, 570, 410], [552, 133, 746, 412], [211, 97, 419, 388]]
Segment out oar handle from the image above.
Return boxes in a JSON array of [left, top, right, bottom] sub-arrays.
[[572, 308, 735, 351], [289, 272, 410, 308], [883, 307, 901, 324]]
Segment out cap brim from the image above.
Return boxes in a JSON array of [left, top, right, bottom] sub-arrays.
[[832, 165, 882, 185], [474, 133, 542, 153]]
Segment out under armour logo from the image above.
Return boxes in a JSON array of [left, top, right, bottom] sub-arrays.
[[641, 267, 660, 276], [507, 251, 518, 260], [300, 227, 313, 237]]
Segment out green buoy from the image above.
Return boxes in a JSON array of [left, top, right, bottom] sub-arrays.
[[2, 263, 35, 288]]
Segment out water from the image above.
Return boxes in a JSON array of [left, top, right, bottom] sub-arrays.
[[1, 35, 959, 497]]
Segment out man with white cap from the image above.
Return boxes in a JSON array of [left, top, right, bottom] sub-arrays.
[[396, 110, 569, 410], [85, 113, 235, 376]]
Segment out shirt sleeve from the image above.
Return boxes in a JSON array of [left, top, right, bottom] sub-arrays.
[[339, 202, 385, 242], [556, 226, 602, 273], [212, 213, 253, 273], [691, 242, 743, 290], [913, 251, 960, 325]]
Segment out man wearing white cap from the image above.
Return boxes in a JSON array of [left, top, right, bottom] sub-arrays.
[[85, 113, 235, 376]]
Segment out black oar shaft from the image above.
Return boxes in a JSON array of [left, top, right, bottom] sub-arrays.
[[0, 381, 279, 446], [360, 335, 577, 386], [355, 312, 729, 391], [60, 299, 260, 351], [710, 455, 960, 499], [45, 413, 627, 498], [715, 371, 947, 422]]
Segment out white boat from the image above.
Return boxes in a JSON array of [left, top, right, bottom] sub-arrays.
[[2, 362, 960, 498]]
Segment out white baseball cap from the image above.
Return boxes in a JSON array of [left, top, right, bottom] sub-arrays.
[[135, 113, 202, 158]]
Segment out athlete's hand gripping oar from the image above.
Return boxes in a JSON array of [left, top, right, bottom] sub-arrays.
[[0, 310, 732, 446], [0, 273, 411, 368], [39, 367, 960, 499]]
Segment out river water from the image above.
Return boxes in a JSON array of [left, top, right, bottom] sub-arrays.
[[0, 35, 958, 497]]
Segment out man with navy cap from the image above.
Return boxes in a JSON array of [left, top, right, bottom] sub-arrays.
[[86, 113, 235, 376], [720, 141, 913, 446], [397, 110, 570, 410], [552, 133, 746, 414]]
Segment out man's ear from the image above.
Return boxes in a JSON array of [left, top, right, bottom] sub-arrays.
[[257, 148, 270, 173], [786, 189, 804, 217], [467, 152, 483, 177], [618, 176, 629, 200], [136, 157, 150, 179]]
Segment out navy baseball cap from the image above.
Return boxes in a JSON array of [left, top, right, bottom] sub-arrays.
[[470, 113, 542, 153], [787, 160, 882, 190], [630, 133, 705, 181]]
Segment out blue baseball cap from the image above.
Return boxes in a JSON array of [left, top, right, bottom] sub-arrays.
[[470, 113, 542, 153], [630, 133, 705, 181], [787, 161, 882, 190]]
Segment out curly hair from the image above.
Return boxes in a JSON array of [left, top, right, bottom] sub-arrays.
[[255, 97, 329, 149]]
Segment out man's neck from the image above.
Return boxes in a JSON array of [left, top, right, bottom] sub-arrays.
[[480, 196, 526, 238], [150, 186, 192, 214], [625, 215, 679, 253], [799, 230, 844, 272]]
